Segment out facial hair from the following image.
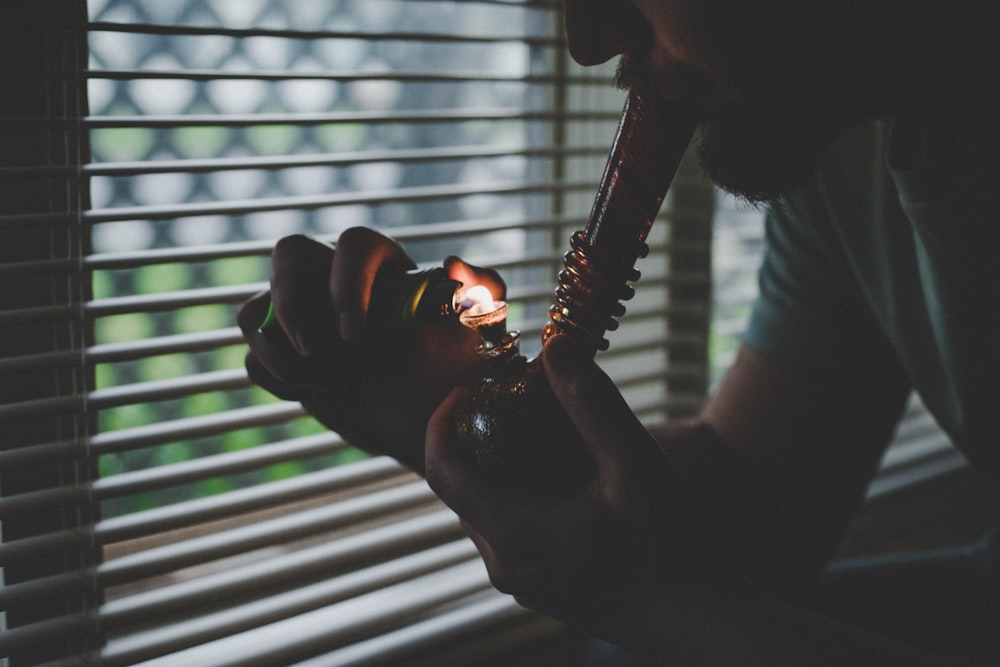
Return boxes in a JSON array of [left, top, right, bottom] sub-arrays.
[[695, 82, 854, 206], [615, 35, 859, 206]]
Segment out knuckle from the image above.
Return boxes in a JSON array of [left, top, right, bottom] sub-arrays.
[[273, 233, 315, 255], [423, 460, 445, 494], [485, 560, 520, 596], [423, 456, 457, 504], [336, 226, 378, 250]]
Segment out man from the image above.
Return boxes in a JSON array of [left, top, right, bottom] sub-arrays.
[[240, 0, 1000, 663]]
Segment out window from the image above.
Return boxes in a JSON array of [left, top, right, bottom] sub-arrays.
[[710, 196, 963, 501], [2, 1, 714, 664]]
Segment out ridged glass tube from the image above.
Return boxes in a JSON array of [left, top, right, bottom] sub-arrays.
[[453, 88, 697, 492]]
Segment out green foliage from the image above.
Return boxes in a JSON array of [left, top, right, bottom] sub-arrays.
[[140, 353, 194, 383], [210, 256, 268, 287], [97, 312, 154, 344], [246, 125, 304, 155], [154, 441, 194, 466], [137, 263, 192, 294], [332, 447, 369, 466], [197, 477, 236, 498], [291, 416, 326, 438], [216, 344, 249, 373], [175, 303, 231, 334], [174, 126, 232, 158], [99, 453, 126, 478], [95, 363, 117, 391], [222, 428, 267, 453], [264, 460, 306, 482], [92, 270, 114, 299], [100, 402, 154, 433], [315, 122, 368, 151], [91, 127, 155, 161], [184, 391, 232, 419]]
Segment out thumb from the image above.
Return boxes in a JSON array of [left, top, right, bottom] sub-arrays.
[[541, 334, 655, 474]]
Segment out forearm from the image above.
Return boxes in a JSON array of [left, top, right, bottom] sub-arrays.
[[647, 418, 846, 590]]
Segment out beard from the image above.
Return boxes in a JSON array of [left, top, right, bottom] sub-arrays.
[[695, 84, 857, 206], [614, 33, 861, 207]]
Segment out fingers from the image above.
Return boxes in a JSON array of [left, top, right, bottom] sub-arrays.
[[330, 227, 415, 342], [269, 234, 337, 357], [244, 352, 310, 402], [236, 289, 271, 336], [425, 387, 498, 517], [541, 334, 659, 480], [426, 391, 553, 597]]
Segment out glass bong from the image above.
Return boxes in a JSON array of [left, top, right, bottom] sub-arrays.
[[258, 88, 695, 493], [451, 87, 696, 493]]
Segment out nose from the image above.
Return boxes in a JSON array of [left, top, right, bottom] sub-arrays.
[[564, 0, 652, 66]]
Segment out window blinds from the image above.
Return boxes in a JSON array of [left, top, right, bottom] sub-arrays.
[[2, 0, 714, 665], [1, 1, 102, 665]]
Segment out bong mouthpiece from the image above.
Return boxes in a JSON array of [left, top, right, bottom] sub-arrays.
[[544, 87, 698, 351]]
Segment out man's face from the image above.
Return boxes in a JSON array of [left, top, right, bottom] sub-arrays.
[[565, 0, 865, 205]]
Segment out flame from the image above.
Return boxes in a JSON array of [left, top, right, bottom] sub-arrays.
[[459, 285, 496, 315]]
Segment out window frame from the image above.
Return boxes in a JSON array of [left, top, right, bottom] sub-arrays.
[[1, 0, 103, 662]]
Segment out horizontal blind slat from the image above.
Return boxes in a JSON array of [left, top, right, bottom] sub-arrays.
[[0, 439, 78, 471], [100, 515, 470, 630], [0, 486, 87, 520], [83, 109, 613, 129], [87, 283, 265, 315], [0, 394, 82, 422], [88, 403, 308, 454], [6, 108, 616, 131], [88, 368, 251, 411], [292, 593, 543, 667], [0, 211, 75, 229], [0, 287, 261, 325], [0, 612, 93, 661], [89, 243, 274, 268], [0, 257, 76, 278], [97, 479, 436, 587], [101, 543, 484, 665], [88, 21, 561, 44], [87, 328, 247, 364], [84, 144, 605, 177], [92, 432, 347, 499], [69, 211, 593, 275], [0, 528, 89, 568], [94, 457, 403, 543], [0, 349, 79, 374], [60, 212, 588, 273], [129, 560, 492, 667], [99, 542, 479, 665], [82, 179, 587, 223], [88, 69, 583, 85], [0, 571, 96, 613], [2, 540, 478, 664], [0, 511, 463, 617]]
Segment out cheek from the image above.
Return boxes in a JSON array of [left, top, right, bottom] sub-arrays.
[[633, 0, 728, 72]]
